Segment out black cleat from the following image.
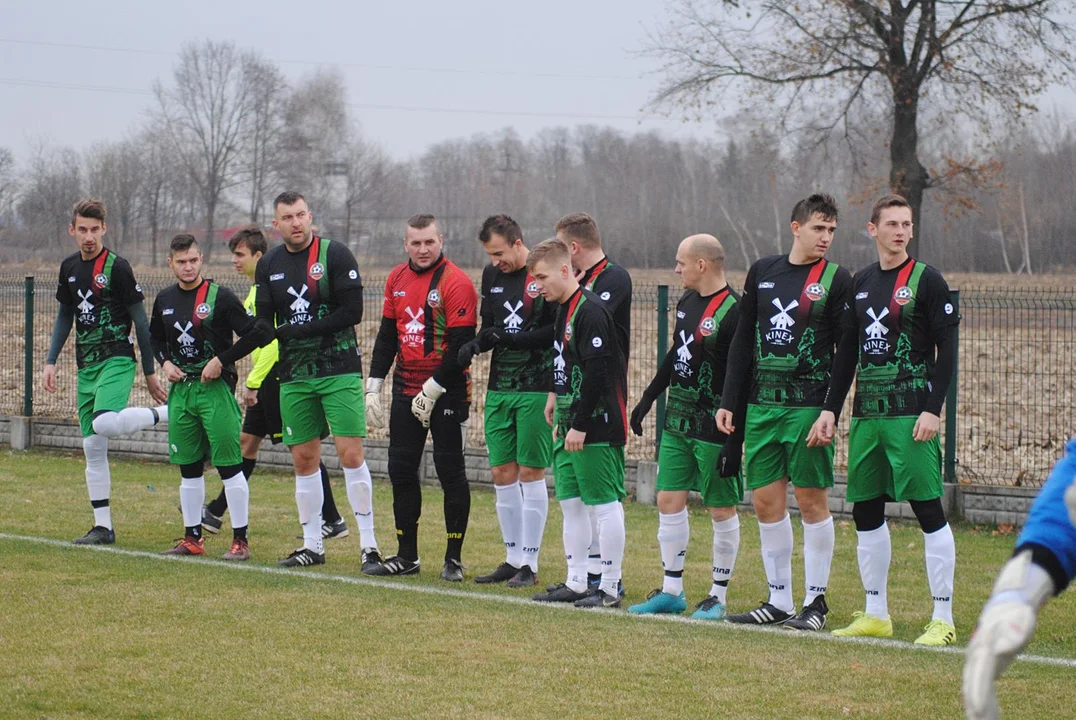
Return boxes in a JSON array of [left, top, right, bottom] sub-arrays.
[[475, 562, 520, 584], [574, 589, 621, 609], [201, 506, 223, 535], [73, 525, 115, 545], [440, 559, 464, 582], [726, 601, 795, 625], [366, 555, 420, 576], [277, 547, 326, 567], [533, 583, 591, 603], [322, 519, 349, 540], [507, 565, 538, 588], [360, 547, 383, 575], [557, 577, 624, 597], [784, 594, 829, 632]]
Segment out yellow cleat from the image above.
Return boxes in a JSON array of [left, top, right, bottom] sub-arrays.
[[831, 611, 894, 638], [914, 619, 956, 646]]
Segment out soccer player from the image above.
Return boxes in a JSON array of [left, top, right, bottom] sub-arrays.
[[457, 215, 554, 588], [254, 191, 381, 569], [963, 441, 1076, 720], [717, 193, 853, 631], [528, 238, 629, 609], [198, 226, 350, 541], [818, 195, 960, 644], [627, 234, 744, 620], [150, 234, 272, 558], [42, 199, 169, 545], [365, 214, 478, 581]]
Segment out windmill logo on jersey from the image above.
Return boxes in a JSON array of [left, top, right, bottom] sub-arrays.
[[674, 330, 695, 378], [402, 306, 426, 346], [526, 281, 540, 299], [287, 284, 312, 324], [76, 289, 95, 322], [552, 340, 567, 386], [503, 300, 524, 332], [863, 307, 891, 355], [175, 321, 197, 358], [765, 297, 799, 346]]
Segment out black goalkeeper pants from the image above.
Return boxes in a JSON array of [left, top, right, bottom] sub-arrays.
[[388, 393, 471, 563]]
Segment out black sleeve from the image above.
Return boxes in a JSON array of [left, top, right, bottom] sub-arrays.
[[571, 306, 615, 431], [828, 266, 857, 336], [149, 295, 170, 366], [129, 302, 156, 375], [572, 357, 609, 432], [644, 349, 675, 399], [479, 266, 494, 330], [55, 264, 73, 306], [434, 325, 477, 386], [505, 322, 555, 350], [369, 316, 398, 380], [922, 269, 960, 415], [823, 327, 858, 420], [282, 284, 363, 340], [719, 263, 759, 412], [328, 241, 364, 326], [253, 256, 274, 325], [112, 258, 145, 307], [46, 304, 75, 364], [217, 289, 274, 365], [925, 325, 957, 415]]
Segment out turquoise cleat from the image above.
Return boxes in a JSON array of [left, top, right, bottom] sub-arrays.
[[628, 589, 688, 615], [690, 595, 728, 621]]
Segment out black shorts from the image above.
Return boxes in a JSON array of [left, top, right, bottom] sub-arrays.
[[241, 371, 283, 444]]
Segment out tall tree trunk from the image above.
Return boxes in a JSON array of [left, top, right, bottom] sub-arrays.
[[996, 205, 1013, 274], [1018, 182, 1033, 275], [889, 81, 930, 259], [204, 196, 216, 264]]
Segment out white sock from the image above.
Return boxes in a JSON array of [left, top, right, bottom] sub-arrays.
[[296, 471, 324, 553], [494, 480, 524, 568], [711, 514, 740, 603], [657, 508, 690, 595], [758, 514, 794, 613], [802, 516, 835, 607], [857, 524, 891, 619], [560, 497, 590, 593], [586, 506, 602, 576], [595, 502, 626, 596], [83, 434, 112, 529], [221, 471, 249, 530], [344, 463, 377, 550], [520, 478, 548, 573], [179, 475, 205, 529], [90, 406, 166, 437], [924, 523, 956, 625]]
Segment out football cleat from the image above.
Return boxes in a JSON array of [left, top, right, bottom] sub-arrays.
[[691, 596, 728, 621], [574, 589, 622, 609], [475, 562, 520, 584], [784, 595, 829, 631], [507, 566, 538, 588], [360, 547, 383, 575], [726, 601, 794, 625], [201, 506, 223, 534], [322, 519, 349, 540], [222, 539, 250, 561], [533, 583, 590, 603], [162, 536, 205, 556], [277, 547, 326, 567], [831, 611, 894, 638], [440, 559, 465, 582], [73, 525, 115, 545], [915, 619, 957, 646], [365, 555, 420, 576], [628, 589, 687, 615]]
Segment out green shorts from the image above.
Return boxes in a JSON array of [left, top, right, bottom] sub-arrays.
[[552, 438, 626, 506], [280, 373, 366, 445], [847, 416, 943, 503], [657, 431, 744, 508], [77, 357, 136, 437], [167, 379, 243, 466], [484, 391, 553, 469], [744, 404, 834, 490]]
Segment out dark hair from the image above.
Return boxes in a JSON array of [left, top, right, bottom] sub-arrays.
[[273, 191, 306, 209], [71, 199, 106, 225], [554, 212, 601, 249], [870, 194, 912, 224], [479, 214, 522, 244], [407, 213, 438, 231], [228, 224, 268, 255], [169, 233, 199, 256], [526, 238, 570, 272], [790, 193, 839, 225]]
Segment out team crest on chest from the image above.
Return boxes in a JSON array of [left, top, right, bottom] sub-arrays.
[[564, 323, 573, 341], [805, 283, 825, 302], [427, 288, 441, 308], [194, 302, 211, 320], [699, 316, 716, 337], [93, 273, 108, 290], [309, 262, 325, 281], [894, 286, 913, 306], [526, 281, 539, 299]]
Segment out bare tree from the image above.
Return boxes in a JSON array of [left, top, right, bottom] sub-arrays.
[[18, 141, 82, 254], [341, 134, 390, 255], [244, 58, 288, 225], [84, 139, 143, 261], [646, 0, 1076, 257]]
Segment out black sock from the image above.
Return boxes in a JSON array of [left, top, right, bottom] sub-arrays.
[[242, 457, 257, 480], [442, 480, 470, 563], [233, 525, 248, 543], [392, 482, 422, 561], [320, 463, 342, 524], [206, 488, 228, 518], [186, 525, 202, 541]]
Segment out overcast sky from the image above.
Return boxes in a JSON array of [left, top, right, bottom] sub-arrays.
[[2, 0, 1074, 162]]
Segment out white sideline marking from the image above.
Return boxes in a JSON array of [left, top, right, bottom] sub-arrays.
[[2, 532, 1075, 670]]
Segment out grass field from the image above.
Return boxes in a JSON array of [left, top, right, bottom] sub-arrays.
[[2, 449, 1075, 719]]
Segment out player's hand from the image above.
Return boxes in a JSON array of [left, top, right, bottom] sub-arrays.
[[718, 439, 743, 478], [457, 339, 482, 368], [564, 428, 586, 452], [630, 394, 654, 436], [716, 408, 735, 436], [201, 357, 223, 383], [242, 387, 259, 407], [162, 361, 186, 383], [275, 322, 299, 341], [146, 373, 169, 404], [365, 377, 385, 429], [42, 364, 57, 393], [913, 411, 940, 442], [411, 377, 445, 428], [544, 392, 556, 427], [1065, 482, 1076, 529], [807, 410, 837, 448]]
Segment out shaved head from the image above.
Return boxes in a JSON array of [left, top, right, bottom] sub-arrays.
[[680, 234, 725, 266], [675, 233, 727, 292]]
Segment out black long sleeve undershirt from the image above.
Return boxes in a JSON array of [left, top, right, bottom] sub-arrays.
[[502, 323, 554, 351], [822, 326, 859, 419], [369, 316, 398, 380], [643, 347, 676, 400], [719, 312, 754, 413], [433, 325, 477, 387], [218, 318, 275, 366], [46, 305, 74, 365], [925, 325, 957, 416], [129, 303, 156, 376], [571, 355, 609, 432]]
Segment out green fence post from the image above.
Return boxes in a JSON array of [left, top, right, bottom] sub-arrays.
[[655, 284, 669, 460], [944, 289, 959, 484], [24, 275, 34, 417]]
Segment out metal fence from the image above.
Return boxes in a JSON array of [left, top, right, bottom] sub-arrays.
[[4, 272, 1074, 487]]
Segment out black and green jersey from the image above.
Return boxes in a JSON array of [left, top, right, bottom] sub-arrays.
[[553, 287, 628, 446], [254, 236, 363, 383], [150, 280, 255, 387], [578, 257, 633, 359], [722, 254, 854, 410], [480, 263, 555, 392], [850, 258, 958, 418], [664, 288, 740, 441], [56, 248, 144, 368]]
